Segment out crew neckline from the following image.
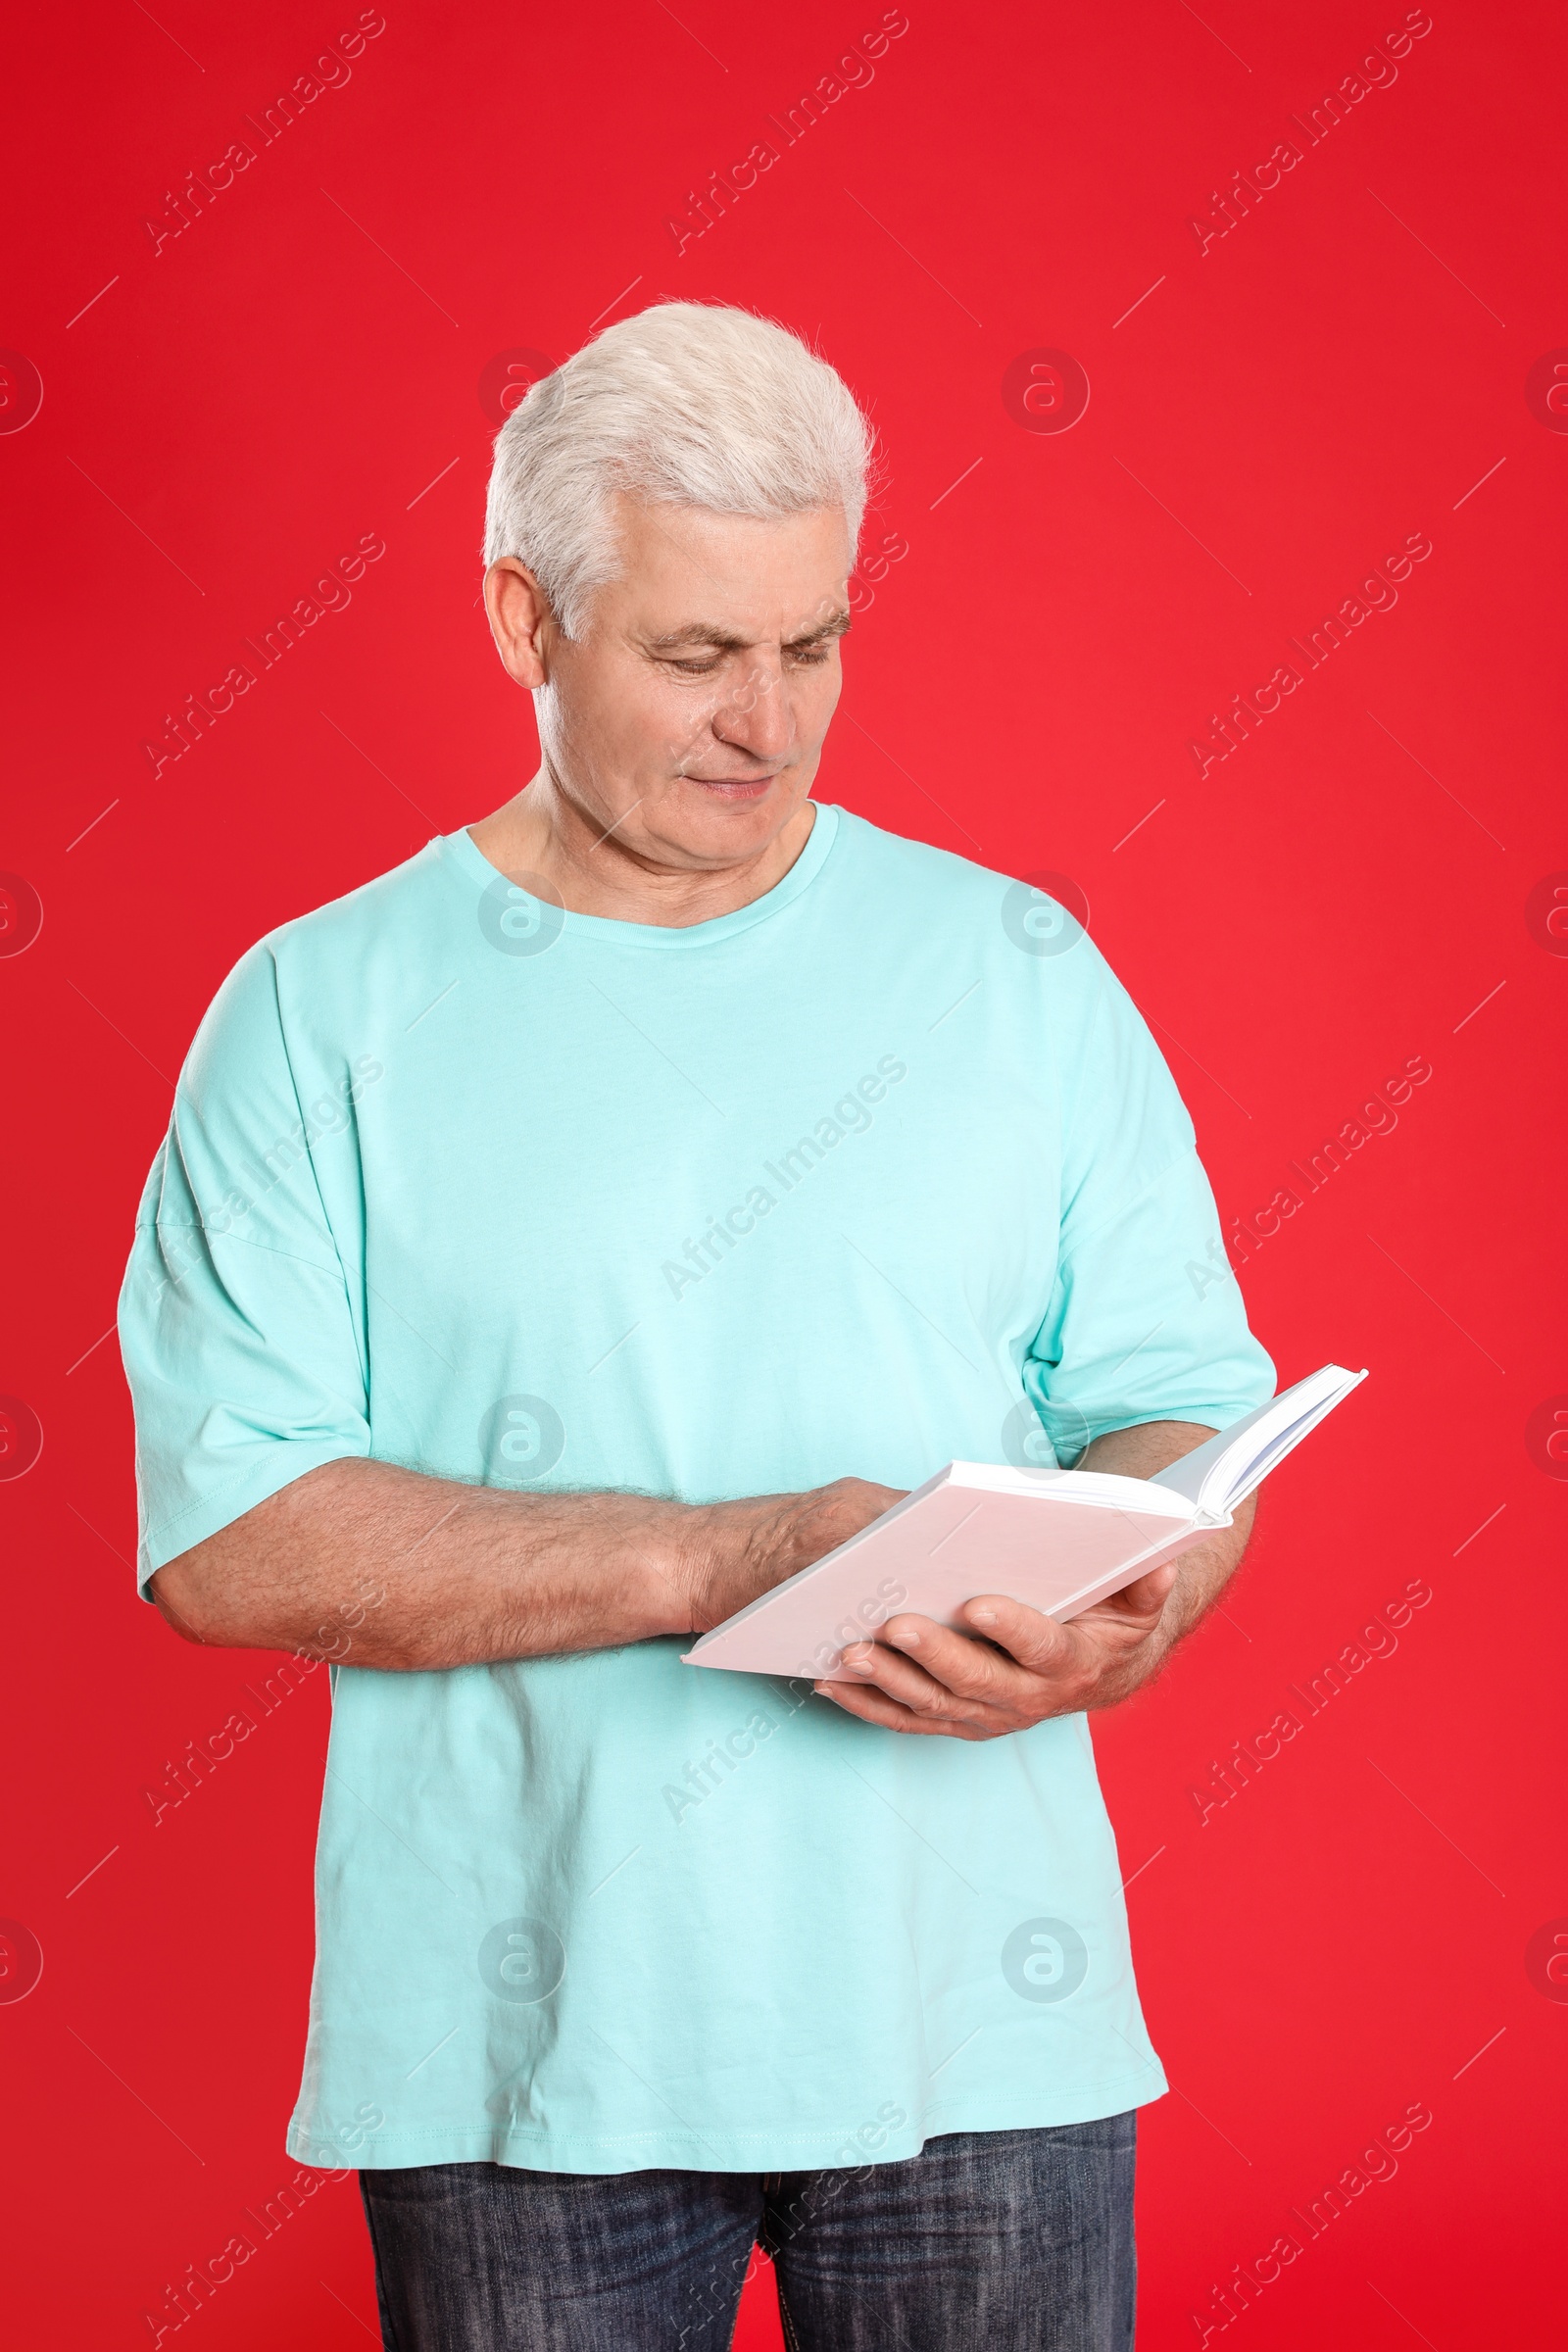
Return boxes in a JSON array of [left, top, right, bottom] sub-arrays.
[[439, 800, 841, 951]]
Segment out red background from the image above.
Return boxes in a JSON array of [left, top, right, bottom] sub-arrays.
[[3, 0, 1564, 2343]]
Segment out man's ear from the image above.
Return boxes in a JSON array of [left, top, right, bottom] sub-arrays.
[[483, 560, 556, 687]]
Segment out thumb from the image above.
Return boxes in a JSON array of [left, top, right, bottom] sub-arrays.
[[1114, 1562, 1179, 1616]]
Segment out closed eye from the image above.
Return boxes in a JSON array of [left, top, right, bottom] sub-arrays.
[[662, 635, 842, 677]]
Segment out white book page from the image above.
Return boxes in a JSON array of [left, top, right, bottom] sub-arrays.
[[1147, 1364, 1367, 1514], [946, 1461, 1198, 1519], [681, 1365, 1366, 1678]]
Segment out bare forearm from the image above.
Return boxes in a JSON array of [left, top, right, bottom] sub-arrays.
[[1074, 1419, 1256, 1704], [149, 1457, 898, 1671], [151, 1460, 689, 1667]]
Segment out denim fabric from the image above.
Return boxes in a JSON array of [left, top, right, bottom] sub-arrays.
[[360, 2113, 1137, 2350]]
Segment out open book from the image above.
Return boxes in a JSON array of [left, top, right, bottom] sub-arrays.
[[682, 1364, 1367, 1682]]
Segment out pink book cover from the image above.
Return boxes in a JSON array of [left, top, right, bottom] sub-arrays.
[[681, 1366, 1368, 1684], [681, 1464, 1206, 1684]]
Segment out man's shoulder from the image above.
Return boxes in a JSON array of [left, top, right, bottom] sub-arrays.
[[186, 838, 458, 1077], [257, 835, 454, 970], [831, 808, 1110, 990], [833, 805, 1015, 907]]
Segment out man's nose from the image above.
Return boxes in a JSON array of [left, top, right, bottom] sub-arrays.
[[710, 659, 793, 760]]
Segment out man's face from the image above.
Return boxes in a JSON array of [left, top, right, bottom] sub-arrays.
[[505, 496, 853, 872]]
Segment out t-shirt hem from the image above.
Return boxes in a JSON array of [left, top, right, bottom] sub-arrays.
[[290, 2063, 1168, 2175]]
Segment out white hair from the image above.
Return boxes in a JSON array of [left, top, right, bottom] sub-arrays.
[[482, 302, 876, 638]]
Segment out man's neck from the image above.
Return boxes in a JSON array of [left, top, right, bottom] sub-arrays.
[[467, 773, 818, 928]]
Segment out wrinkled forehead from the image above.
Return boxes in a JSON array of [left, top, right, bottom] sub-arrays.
[[603, 496, 853, 647]]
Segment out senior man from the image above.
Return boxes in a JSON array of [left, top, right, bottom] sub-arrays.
[[121, 301, 1274, 2351]]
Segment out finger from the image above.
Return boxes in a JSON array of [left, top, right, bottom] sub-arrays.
[[1069, 1568, 1178, 1641], [965, 1586, 1163, 1669], [814, 1678, 1004, 1740], [956, 1595, 1082, 1674], [836, 1632, 998, 1723], [872, 1614, 1062, 1708], [1098, 1562, 1178, 1617]]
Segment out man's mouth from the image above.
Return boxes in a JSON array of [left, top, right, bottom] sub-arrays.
[[682, 772, 778, 801]]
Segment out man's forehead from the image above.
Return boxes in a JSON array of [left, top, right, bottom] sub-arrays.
[[611, 495, 853, 648]]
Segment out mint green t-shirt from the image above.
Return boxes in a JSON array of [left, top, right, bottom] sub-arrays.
[[119, 804, 1273, 2175]]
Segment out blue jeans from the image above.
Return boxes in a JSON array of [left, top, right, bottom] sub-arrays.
[[359, 2115, 1136, 2350]]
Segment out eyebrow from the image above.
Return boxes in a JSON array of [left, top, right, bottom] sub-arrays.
[[644, 610, 853, 655]]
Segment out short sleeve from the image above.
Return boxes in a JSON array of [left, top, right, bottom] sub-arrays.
[[1025, 960, 1275, 1462], [118, 946, 371, 1592]]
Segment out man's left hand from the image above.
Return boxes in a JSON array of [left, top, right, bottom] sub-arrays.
[[815, 1566, 1181, 1739]]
